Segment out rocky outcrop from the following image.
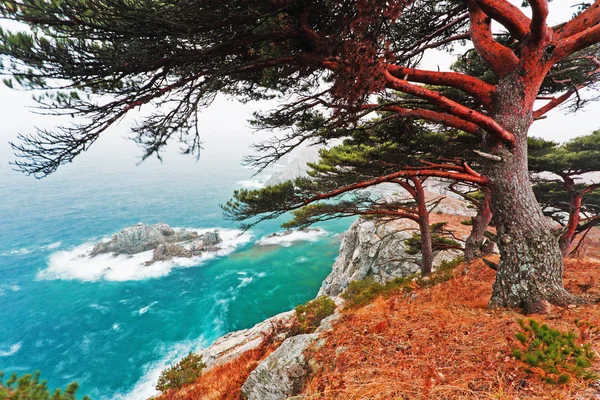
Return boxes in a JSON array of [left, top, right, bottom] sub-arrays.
[[241, 313, 340, 400], [91, 223, 223, 264], [198, 311, 294, 369], [318, 219, 421, 297], [91, 222, 198, 255], [241, 333, 323, 400]]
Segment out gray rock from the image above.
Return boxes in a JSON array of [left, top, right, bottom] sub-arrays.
[[198, 311, 295, 369], [91, 222, 198, 255], [241, 333, 324, 400], [148, 243, 191, 264], [318, 218, 421, 297], [190, 231, 222, 253], [432, 249, 464, 269]]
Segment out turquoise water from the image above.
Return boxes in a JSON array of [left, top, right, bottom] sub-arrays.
[[0, 130, 350, 398]]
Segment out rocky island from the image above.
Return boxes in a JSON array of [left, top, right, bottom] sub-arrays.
[[90, 222, 222, 264]]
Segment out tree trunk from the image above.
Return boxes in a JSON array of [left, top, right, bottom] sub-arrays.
[[464, 187, 493, 262], [485, 81, 575, 314], [413, 178, 433, 276]]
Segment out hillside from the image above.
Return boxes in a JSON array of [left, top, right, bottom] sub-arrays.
[[158, 228, 600, 400]]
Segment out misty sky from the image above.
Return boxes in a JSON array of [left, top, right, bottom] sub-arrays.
[[1, 0, 599, 182]]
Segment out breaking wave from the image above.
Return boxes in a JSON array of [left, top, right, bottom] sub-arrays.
[[37, 228, 252, 282], [256, 228, 328, 247]]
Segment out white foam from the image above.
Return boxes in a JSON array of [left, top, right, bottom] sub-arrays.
[[112, 323, 120, 331], [112, 338, 206, 400], [235, 177, 270, 189], [1, 247, 32, 256], [0, 342, 22, 357], [37, 228, 252, 282], [138, 301, 158, 316], [43, 241, 62, 250], [0, 284, 21, 297], [256, 228, 328, 247], [237, 276, 254, 288]]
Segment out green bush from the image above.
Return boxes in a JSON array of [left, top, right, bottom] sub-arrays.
[[0, 371, 89, 400], [404, 222, 461, 255], [156, 353, 206, 393], [292, 296, 336, 335], [342, 257, 463, 309], [342, 276, 413, 309], [511, 319, 597, 385]]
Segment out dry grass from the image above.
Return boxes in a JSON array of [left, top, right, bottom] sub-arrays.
[[157, 328, 281, 400], [301, 246, 600, 400]]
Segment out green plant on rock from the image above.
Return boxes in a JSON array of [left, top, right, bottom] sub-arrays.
[[156, 353, 206, 393], [0, 371, 89, 400], [511, 319, 597, 385], [404, 222, 461, 255], [341, 276, 413, 309], [292, 296, 336, 335]]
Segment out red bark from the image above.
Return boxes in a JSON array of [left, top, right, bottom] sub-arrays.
[[362, 104, 480, 136], [468, 2, 519, 78], [386, 64, 494, 109], [383, 69, 516, 145], [473, 0, 530, 39]]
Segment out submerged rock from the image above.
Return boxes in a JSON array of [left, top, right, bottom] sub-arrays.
[[91, 222, 198, 255]]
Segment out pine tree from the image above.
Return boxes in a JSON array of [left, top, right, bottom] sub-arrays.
[[4, 1, 600, 312], [529, 132, 600, 256]]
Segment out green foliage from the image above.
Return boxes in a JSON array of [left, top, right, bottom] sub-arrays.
[[0, 371, 89, 400], [341, 276, 413, 309], [292, 296, 336, 335], [155, 353, 206, 393], [404, 222, 461, 255], [511, 319, 597, 385], [342, 257, 463, 309]]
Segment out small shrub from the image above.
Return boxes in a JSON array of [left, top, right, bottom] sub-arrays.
[[460, 219, 473, 226], [342, 276, 413, 309], [292, 296, 336, 335], [156, 353, 206, 393], [511, 319, 597, 385], [0, 371, 89, 400]]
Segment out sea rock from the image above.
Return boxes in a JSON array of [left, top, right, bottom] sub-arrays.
[[190, 230, 222, 253], [91, 222, 198, 255], [198, 310, 295, 369], [149, 243, 191, 263], [318, 218, 421, 297], [241, 333, 325, 400]]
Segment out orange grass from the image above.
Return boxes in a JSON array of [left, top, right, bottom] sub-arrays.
[[302, 245, 600, 399]]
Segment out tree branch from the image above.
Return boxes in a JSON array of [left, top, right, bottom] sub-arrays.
[[386, 64, 494, 109], [383, 69, 516, 145], [361, 104, 480, 136], [473, 0, 530, 40], [555, 0, 600, 40], [468, 2, 520, 78], [528, 0, 550, 45]]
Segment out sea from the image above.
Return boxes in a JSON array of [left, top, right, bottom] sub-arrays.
[[0, 98, 351, 399]]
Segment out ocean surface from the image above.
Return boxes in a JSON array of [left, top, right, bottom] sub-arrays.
[[0, 106, 351, 399]]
